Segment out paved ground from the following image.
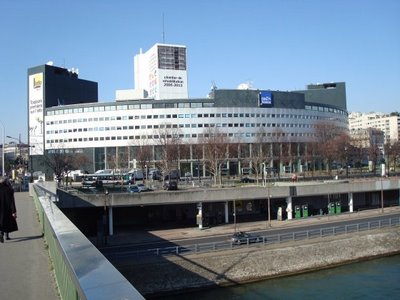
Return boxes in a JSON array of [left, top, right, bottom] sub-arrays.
[[0, 192, 59, 300], [105, 205, 400, 246]]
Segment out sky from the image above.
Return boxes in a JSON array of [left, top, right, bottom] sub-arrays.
[[0, 0, 399, 143]]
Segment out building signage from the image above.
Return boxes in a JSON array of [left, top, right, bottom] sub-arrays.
[[28, 73, 44, 155], [157, 69, 188, 100], [259, 91, 273, 107]]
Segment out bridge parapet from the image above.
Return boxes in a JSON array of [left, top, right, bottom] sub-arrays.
[[31, 183, 144, 300]]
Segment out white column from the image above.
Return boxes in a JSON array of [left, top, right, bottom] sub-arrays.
[[348, 192, 354, 213], [286, 196, 293, 220], [108, 206, 113, 236], [224, 201, 229, 223], [197, 202, 203, 229]]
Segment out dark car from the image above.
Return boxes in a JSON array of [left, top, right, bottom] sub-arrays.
[[231, 231, 262, 245], [164, 169, 180, 181], [163, 181, 178, 190], [240, 177, 256, 183]]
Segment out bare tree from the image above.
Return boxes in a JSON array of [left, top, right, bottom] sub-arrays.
[[391, 141, 400, 173], [350, 134, 366, 174], [270, 128, 288, 177], [251, 127, 272, 183], [42, 145, 89, 185], [192, 143, 203, 181], [201, 127, 230, 185], [313, 121, 343, 174], [331, 132, 351, 176], [303, 139, 318, 178], [136, 144, 153, 181], [384, 141, 400, 174], [368, 144, 380, 175], [153, 124, 182, 181]]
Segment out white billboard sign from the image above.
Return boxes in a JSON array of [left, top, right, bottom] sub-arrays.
[[28, 73, 44, 155], [157, 69, 188, 100]]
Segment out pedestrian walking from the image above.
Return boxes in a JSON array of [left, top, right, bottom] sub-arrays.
[[0, 176, 18, 242]]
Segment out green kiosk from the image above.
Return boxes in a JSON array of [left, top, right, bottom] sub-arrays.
[[295, 205, 301, 219], [335, 201, 341, 214], [302, 204, 309, 218], [328, 202, 335, 215]]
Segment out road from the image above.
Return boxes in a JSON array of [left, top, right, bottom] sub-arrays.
[[100, 210, 400, 260]]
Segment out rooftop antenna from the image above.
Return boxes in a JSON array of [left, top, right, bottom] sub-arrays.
[[162, 13, 165, 43]]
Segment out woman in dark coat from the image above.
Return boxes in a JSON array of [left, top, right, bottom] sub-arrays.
[[0, 176, 18, 242]]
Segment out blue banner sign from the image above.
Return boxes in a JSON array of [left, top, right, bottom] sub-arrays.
[[259, 91, 273, 107]]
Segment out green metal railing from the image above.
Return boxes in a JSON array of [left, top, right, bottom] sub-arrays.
[[32, 183, 144, 300]]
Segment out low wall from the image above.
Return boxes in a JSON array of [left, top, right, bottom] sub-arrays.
[[117, 228, 400, 296]]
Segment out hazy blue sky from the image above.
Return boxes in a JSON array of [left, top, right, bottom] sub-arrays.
[[1, 0, 399, 142]]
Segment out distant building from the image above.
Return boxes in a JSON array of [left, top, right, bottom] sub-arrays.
[[350, 128, 385, 149], [133, 43, 188, 100], [27, 63, 98, 156], [28, 44, 348, 176], [349, 112, 400, 145]]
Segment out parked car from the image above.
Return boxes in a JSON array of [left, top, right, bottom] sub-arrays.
[[148, 168, 162, 180], [164, 169, 180, 181], [137, 183, 152, 192], [240, 177, 255, 183], [163, 181, 178, 190], [126, 185, 141, 193], [231, 231, 262, 245]]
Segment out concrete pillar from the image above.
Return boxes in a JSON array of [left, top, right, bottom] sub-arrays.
[[108, 206, 113, 236], [348, 192, 354, 213], [197, 202, 203, 229], [286, 196, 293, 220], [224, 201, 229, 223]]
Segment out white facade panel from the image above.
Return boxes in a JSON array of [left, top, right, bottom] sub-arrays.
[[157, 69, 188, 100]]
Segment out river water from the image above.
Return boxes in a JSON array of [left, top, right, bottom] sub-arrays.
[[165, 254, 400, 300]]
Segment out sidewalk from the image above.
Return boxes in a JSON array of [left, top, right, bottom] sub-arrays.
[[0, 192, 59, 300], [106, 206, 400, 246]]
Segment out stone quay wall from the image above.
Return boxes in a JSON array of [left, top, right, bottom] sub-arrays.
[[117, 228, 400, 296]]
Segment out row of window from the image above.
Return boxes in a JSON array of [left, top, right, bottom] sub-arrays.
[[46, 131, 316, 145], [47, 104, 346, 116], [46, 121, 319, 136], [304, 105, 346, 115], [46, 112, 326, 126]]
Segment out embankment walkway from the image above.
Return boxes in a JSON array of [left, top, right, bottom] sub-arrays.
[[0, 192, 59, 300]]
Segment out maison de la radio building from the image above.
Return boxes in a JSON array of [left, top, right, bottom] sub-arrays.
[[28, 43, 348, 178]]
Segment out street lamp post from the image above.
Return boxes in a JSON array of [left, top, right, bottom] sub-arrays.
[[380, 176, 384, 214], [6, 135, 35, 183], [103, 189, 109, 245], [233, 199, 237, 233], [6, 134, 22, 177], [267, 180, 271, 228]]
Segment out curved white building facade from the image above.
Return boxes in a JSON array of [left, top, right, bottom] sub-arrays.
[[42, 84, 348, 175]]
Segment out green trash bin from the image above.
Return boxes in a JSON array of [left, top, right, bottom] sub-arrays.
[[328, 202, 335, 215], [295, 205, 301, 219], [302, 204, 309, 218], [335, 201, 341, 214]]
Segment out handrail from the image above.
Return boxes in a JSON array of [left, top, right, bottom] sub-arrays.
[[104, 216, 400, 259], [32, 183, 144, 300]]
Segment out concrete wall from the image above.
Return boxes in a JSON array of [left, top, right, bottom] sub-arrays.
[[61, 178, 400, 208], [117, 228, 400, 296]]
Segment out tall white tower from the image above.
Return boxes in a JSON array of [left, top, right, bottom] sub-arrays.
[[134, 43, 188, 100]]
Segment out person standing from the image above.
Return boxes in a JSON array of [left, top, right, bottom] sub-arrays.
[[0, 176, 18, 242]]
